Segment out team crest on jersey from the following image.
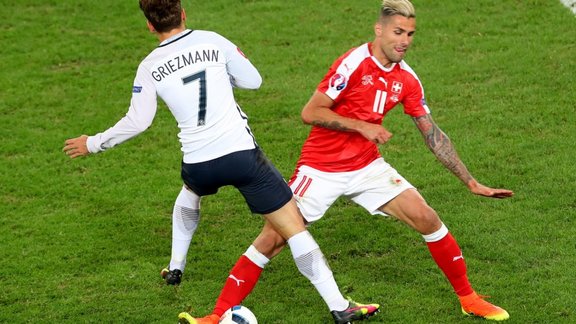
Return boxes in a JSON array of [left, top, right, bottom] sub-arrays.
[[329, 73, 347, 91], [132, 86, 143, 93], [392, 81, 403, 93], [361, 75, 374, 86]]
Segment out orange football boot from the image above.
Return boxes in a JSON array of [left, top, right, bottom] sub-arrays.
[[459, 292, 510, 321], [178, 313, 220, 324]]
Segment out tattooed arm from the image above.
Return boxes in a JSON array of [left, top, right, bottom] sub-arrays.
[[413, 114, 473, 183], [413, 114, 513, 198], [301, 90, 393, 144]]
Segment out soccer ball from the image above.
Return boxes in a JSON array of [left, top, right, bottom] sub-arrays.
[[219, 305, 258, 324]]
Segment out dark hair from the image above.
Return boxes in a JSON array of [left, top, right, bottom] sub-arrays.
[[139, 0, 182, 33]]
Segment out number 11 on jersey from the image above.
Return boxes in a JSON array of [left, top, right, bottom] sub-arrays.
[[373, 89, 387, 115]]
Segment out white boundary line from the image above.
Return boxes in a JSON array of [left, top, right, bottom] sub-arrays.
[[560, 0, 576, 14]]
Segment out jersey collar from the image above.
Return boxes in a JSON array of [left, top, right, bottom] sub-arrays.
[[159, 29, 194, 47]]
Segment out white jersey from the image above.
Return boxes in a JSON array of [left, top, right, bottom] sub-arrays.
[[86, 29, 262, 163]]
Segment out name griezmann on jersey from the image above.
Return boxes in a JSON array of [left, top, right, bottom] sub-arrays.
[[151, 49, 219, 82]]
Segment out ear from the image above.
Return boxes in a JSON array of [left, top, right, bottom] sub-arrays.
[[181, 9, 186, 22], [374, 22, 382, 37], [146, 20, 156, 33]]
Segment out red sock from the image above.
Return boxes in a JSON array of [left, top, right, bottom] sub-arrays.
[[426, 232, 473, 296], [213, 255, 263, 316]]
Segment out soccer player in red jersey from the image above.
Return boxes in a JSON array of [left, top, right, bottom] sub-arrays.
[[194, 0, 513, 322]]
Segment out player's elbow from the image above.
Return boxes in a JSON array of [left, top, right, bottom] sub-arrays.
[[247, 75, 262, 89], [301, 108, 314, 125], [232, 74, 262, 90], [249, 74, 263, 89], [134, 123, 151, 133]]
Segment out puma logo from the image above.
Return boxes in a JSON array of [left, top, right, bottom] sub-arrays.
[[228, 274, 245, 286], [379, 77, 388, 87], [452, 255, 464, 262]]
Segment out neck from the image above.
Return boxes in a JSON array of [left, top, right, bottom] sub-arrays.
[[157, 25, 186, 42], [370, 42, 393, 68]]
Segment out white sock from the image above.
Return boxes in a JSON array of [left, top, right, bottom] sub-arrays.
[[422, 223, 449, 243], [244, 245, 270, 268], [287, 231, 349, 311], [169, 186, 200, 272]]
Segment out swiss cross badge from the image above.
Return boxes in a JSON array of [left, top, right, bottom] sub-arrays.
[[392, 81, 403, 93]]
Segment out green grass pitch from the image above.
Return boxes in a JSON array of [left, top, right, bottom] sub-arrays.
[[1, 0, 575, 323]]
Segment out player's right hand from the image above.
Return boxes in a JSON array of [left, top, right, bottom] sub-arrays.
[[359, 123, 393, 144], [63, 135, 90, 158]]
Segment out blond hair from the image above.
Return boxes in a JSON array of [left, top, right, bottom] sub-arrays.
[[380, 0, 416, 19]]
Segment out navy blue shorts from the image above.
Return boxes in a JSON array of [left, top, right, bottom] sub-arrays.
[[181, 148, 293, 215]]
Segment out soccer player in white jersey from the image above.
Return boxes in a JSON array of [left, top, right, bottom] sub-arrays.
[[63, 0, 380, 323], [193, 0, 514, 322]]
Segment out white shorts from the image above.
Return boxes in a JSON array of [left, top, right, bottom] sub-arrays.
[[289, 158, 415, 223]]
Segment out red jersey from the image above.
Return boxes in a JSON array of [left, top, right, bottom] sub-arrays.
[[296, 42, 430, 172]]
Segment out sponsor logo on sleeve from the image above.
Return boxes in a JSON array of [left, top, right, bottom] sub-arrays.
[[132, 86, 143, 93], [329, 73, 347, 91]]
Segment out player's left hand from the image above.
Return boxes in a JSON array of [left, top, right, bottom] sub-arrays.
[[467, 180, 514, 199], [63, 135, 90, 158]]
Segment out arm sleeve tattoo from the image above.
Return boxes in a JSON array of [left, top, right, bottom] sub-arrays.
[[310, 120, 351, 132], [413, 114, 474, 184]]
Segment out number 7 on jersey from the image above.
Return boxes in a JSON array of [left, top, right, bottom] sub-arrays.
[[182, 70, 207, 126]]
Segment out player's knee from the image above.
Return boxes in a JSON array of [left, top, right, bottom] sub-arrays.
[[412, 206, 442, 234]]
